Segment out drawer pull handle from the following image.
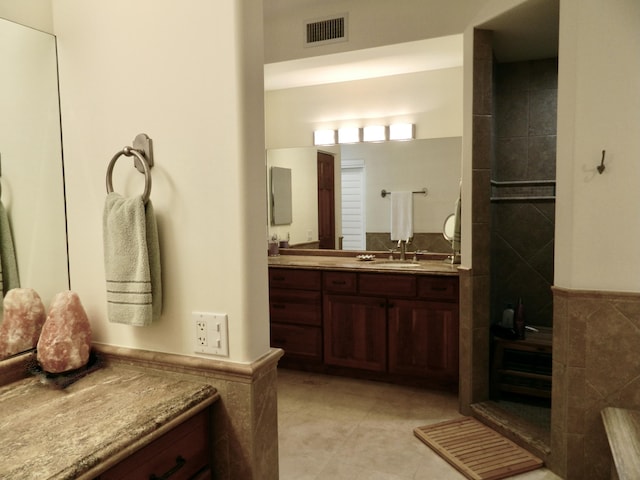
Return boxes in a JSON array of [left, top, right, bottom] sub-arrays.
[[331, 280, 347, 285], [272, 304, 285, 309], [272, 276, 285, 281], [430, 286, 448, 291], [149, 456, 186, 480]]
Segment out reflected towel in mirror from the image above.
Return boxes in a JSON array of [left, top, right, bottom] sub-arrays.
[[103, 193, 161, 326], [453, 185, 461, 253], [0, 201, 20, 303], [390, 191, 413, 242]]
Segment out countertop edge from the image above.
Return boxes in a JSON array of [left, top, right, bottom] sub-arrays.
[[76, 392, 219, 480], [268, 255, 460, 276]]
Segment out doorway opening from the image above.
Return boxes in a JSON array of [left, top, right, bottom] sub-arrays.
[[340, 159, 365, 250]]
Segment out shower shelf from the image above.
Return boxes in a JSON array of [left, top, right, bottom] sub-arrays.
[[490, 179, 556, 202]]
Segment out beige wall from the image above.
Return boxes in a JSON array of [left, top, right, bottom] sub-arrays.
[[0, 0, 53, 32], [341, 138, 461, 234], [554, 0, 640, 292], [53, 0, 270, 364], [265, 66, 463, 149], [267, 147, 319, 245]]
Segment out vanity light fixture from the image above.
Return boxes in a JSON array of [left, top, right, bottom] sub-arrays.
[[362, 125, 387, 142], [313, 129, 337, 145], [389, 123, 415, 141], [337, 127, 361, 144]]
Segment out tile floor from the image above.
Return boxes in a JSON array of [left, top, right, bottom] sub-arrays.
[[277, 368, 562, 480]]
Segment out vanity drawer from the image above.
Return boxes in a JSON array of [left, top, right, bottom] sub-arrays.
[[271, 323, 322, 361], [269, 268, 321, 290], [323, 271, 357, 293], [269, 289, 321, 326], [417, 276, 458, 301], [97, 408, 210, 480], [358, 273, 417, 298]]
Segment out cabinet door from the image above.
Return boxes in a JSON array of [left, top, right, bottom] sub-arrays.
[[388, 299, 459, 382], [323, 294, 387, 372]]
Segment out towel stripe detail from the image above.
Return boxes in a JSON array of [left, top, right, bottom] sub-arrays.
[[106, 280, 153, 306]]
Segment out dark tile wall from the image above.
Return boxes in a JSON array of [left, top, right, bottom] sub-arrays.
[[459, 29, 494, 414], [366, 232, 452, 254], [491, 58, 558, 328]]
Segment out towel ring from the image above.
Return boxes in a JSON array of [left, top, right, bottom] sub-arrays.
[[106, 146, 152, 204]]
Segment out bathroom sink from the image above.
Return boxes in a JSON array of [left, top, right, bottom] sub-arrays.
[[375, 261, 421, 268]]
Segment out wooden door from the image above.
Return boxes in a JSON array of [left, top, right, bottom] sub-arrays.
[[323, 294, 387, 371], [317, 152, 335, 249]]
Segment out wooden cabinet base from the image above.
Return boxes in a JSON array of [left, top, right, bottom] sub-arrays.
[[96, 409, 210, 480], [269, 266, 460, 392]]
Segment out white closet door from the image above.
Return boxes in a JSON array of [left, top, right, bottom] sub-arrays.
[[341, 161, 365, 250]]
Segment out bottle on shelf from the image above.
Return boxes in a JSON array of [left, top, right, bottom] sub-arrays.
[[501, 304, 514, 329]]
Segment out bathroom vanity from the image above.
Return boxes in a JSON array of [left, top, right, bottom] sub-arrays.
[[268, 254, 460, 391], [0, 354, 218, 479]]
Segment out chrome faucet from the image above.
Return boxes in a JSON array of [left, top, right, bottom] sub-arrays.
[[397, 239, 408, 261]]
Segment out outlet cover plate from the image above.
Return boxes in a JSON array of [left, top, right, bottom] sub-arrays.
[[192, 312, 229, 357]]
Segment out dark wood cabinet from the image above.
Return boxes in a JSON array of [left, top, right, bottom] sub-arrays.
[[268, 265, 459, 390], [269, 268, 322, 364]]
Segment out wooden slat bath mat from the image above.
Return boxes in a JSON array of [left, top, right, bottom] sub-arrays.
[[414, 417, 543, 480]]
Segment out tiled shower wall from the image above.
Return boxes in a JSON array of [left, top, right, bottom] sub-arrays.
[[491, 59, 558, 327]]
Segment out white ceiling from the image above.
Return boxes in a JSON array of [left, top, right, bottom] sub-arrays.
[[264, 34, 463, 91], [263, 0, 558, 91]]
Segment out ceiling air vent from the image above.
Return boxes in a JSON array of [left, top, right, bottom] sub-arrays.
[[305, 14, 348, 47]]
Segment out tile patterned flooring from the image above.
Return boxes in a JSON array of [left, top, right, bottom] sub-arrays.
[[277, 368, 562, 480]]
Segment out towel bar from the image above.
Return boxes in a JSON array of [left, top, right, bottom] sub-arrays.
[[106, 134, 153, 204], [381, 188, 427, 198]]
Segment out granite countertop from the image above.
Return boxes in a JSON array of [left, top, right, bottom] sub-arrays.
[[0, 364, 218, 479], [268, 254, 460, 276], [601, 407, 640, 479]]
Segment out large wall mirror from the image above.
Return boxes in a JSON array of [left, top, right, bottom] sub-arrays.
[[266, 136, 461, 254], [0, 17, 69, 357]]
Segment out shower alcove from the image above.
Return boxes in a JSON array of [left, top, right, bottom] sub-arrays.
[[464, 0, 559, 466]]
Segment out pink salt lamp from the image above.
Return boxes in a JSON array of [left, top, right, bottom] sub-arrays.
[[0, 288, 47, 359], [37, 291, 92, 373]]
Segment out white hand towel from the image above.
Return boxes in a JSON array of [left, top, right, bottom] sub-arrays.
[[103, 193, 162, 326], [390, 191, 413, 242]]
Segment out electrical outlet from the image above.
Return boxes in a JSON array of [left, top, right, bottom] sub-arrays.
[[196, 319, 208, 346], [192, 312, 229, 357]]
